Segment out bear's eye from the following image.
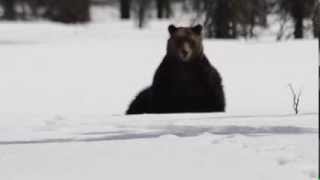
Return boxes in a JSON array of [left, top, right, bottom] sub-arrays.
[[176, 38, 184, 44]]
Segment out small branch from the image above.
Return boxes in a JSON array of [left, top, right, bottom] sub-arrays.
[[288, 84, 302, 115]]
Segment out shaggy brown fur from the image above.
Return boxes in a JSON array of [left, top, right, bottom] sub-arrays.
[[127, 24, 225, 114]]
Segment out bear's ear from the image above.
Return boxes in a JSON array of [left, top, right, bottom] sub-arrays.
[[192, 24, 203, 35], [168, 24, 177, 35]]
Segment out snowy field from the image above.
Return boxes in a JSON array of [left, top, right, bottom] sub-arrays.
[[0, 6, 319, 180]]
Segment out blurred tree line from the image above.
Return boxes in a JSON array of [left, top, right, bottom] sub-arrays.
[[121, 0, 318, 39], [0, 0, 90, 23], [118, 0, 319, 39], [0, 0, 319, 39]]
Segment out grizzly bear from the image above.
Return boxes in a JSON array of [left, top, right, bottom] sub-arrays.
[[126, 24, 225, 114]]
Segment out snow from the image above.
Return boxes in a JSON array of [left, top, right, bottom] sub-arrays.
[[0, 115, 317, 180], [0, 6, 318, 180], [0, 21, 317, 115], [0, 113, 318, 180]]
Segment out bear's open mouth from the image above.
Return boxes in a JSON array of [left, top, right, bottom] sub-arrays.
[[179, 51, 192, 62], [182, 49, 189, 57], [180, 56, 189, 62], [180, 42, 192, 61]]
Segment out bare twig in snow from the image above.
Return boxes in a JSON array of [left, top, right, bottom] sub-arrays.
[[288, 83, 302, 115]]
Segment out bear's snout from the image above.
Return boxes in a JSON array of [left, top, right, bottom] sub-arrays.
[[179, 42, 192, 62], [182, 49, 189, 58]]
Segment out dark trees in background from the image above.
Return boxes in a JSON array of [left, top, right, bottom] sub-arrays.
[[315, 3, 319, 52], [46, 0, 90, 23], [313, 2, 320, 38], [291, 0, 304, 38], [0, 0, 90, 23], [200, 0, 235, 38], [210, 0, 233, 38], [197, 0, 268, 39], [120, 0, 131, 19], [235, 0, 268, 38], [121, 0, 171, 22], [193, 0, 318, 39], [0, 0, 318, 39], [279, 0, 317, 38], [1, 0, 16, 20], [156, 0, 171, 19], [28, 0, 42, 18], [134, 0, 150, 28]]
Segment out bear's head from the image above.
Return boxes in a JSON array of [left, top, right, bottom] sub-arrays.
[[167, 24, 204, 63]]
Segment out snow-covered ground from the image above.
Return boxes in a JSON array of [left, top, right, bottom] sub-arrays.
[[0, 21, 318, 115], [0, 134, 318, 180], [0, 6, 318, 180], [0, 113, 318, 180]]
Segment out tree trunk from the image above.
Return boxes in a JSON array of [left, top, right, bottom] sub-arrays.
[[164, 0, 171, 18], [156, 0, 171, 19], [138, 0, 147, 28], [231, 20, 238, 38], [291, 0, 304, 39], [120, 0, 131, 19], [313, 3, 319, 38], [2, 0, 16, 20], [156, 0, 163, 19], [214, 0, 231, 38], [294, 16, 304, 38]]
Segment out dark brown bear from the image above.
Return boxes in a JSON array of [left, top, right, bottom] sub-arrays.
[[126, 24, 225, 114]]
